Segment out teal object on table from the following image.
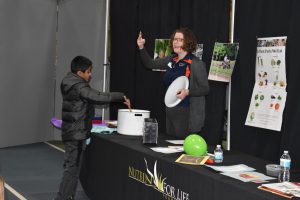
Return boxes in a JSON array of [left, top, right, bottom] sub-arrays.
[[91, 125, 117, 134], [183, 134, 207, 156]]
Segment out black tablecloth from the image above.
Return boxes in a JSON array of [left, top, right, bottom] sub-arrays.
[[80, 133, 300, 200]]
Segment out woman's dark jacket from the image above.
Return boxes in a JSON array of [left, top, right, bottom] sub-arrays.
[[139, 48, 209, 132]]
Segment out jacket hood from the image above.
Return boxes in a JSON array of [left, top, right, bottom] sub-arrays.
[[61, 72, 86, 93]]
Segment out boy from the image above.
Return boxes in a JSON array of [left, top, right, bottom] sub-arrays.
[[55, 56, 130, 200]]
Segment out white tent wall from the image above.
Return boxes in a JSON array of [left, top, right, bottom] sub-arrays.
[[0, 0, 57, 148], [53, 0, 107, 140], [0, 0, 108, 146]]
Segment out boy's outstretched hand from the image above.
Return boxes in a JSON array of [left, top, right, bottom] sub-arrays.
[[123, 96, 131, 111]]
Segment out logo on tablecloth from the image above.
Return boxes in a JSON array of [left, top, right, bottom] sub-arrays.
[[128, 158, 190, 200]]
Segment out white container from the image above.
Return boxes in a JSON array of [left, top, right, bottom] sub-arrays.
[[117, 109, 150, 136], [266, 164, 281, 177]]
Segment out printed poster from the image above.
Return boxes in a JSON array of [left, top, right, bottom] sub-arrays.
[[245, 36, 287, 131], [152, 39, 204, 71], [175, 154, 209, 165], [192, 44, 204, 60], [153, 39, 172, 59], [208, 42, 239, 82]]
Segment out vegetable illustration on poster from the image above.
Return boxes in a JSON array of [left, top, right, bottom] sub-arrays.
[[153, 39, 172, 59], [245, 36, 287, 131]]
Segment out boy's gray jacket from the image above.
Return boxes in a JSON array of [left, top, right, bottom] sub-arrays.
[[60, 72, 124, 141], [139, 48, 209, 132]]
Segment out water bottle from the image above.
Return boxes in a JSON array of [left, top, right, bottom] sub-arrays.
[[278, 150, 291, 182], [280, 151, 291, 169], [278, 167, 290, 182], [214, 145, 223, 163]]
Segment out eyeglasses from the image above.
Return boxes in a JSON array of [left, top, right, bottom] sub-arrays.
[[173, 38, 184, 42]]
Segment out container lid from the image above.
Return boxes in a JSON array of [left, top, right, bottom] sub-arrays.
[[144, 118, 157, 123], [284, 150, 288, 154], [118, 109, 150, 113], [217, 145, 221, 148]]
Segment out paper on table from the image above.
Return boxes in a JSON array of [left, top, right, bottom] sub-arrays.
[[166, 140, 184, 145], [150, 147, 183, 154], [168, 146, 184, 151], [260, 182, 300, 197], [176, 154, 209, 165], [205, 164, 256, 173], [221, 171, 276, 182]]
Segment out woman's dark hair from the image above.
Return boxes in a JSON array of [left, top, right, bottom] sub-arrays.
[[71, 56, 93, 73], [170, 27, 197, 52]]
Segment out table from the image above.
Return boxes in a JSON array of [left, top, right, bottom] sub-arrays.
[[80, 133, 300, 200]]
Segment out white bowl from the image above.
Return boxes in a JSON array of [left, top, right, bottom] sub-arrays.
[[266, 164, 281, 177], [164, 76, 189, 107]]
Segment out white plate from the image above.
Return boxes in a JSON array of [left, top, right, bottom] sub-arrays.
[[164, 76, 189, 107]]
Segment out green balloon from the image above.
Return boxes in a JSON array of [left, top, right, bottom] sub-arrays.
[[183, 134, 207, 156]]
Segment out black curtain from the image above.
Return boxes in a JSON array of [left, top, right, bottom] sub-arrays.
[[110, 0, 230, 145], [232, 0, 300, 169]]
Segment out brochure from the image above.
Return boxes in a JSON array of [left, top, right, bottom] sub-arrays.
[[205, 164, 256, 173], [150, 146, 183, 154], [258, 182, 300, 198], [221, 171, 275, 182], [175, 154, 209, 165], [166, 140, 184, 145]]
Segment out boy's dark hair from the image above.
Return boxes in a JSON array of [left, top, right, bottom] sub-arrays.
[[71, 56, 93, 73]]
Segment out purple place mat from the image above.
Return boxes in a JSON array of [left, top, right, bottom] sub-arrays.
[[51, 118, 62, 129], [51, 118, 108, 129]]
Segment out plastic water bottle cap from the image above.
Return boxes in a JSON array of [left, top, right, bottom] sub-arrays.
[[284, 150, 288, 154], [217, 145, 221, 148]]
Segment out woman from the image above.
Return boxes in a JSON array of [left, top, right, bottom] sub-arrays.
[[137, 28, 209, 138]]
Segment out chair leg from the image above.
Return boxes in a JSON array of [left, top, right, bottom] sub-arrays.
[[0, 176, 4, 200]]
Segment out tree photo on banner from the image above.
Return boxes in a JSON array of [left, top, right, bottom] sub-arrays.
[[208, 42, 239, 82], [245, 36, 287, 131]]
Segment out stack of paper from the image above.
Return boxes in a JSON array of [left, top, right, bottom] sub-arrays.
[[258, 182, 300, 198], [206, 164, 276, 183], [150, 146, 184, 154], [165, 140, 184, 145], [175, 154, 209, 165]]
